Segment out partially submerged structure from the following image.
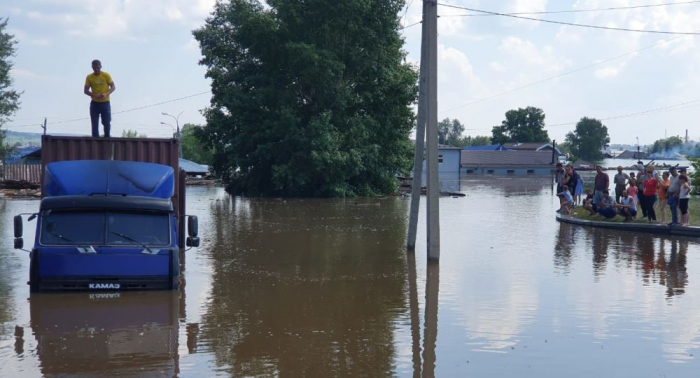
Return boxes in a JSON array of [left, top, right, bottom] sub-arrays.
[[461, 150, 556, 175]]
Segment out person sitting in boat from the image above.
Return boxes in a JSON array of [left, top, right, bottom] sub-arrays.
[[557, 184, 574, 214], [597, 190, 618, 219], [617, 190, 637, 222], [582, 189, 597, 215]]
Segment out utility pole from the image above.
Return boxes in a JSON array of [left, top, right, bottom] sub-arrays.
[[162, 111, 184, 158], [424, 0, 440, 261], [407, 1, 428, 251], [41, 118, 47, 135]]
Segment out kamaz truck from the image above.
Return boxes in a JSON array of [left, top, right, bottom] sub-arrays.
[[13, 136, 199, 291]]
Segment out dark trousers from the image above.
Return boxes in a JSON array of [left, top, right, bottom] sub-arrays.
[[638, 189, 647, 217], [644, 195, 656, 221], [90, 101, 111, 137], [670, 197, 679, 224]]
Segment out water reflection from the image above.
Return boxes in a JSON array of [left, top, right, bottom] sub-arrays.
[[421, 262, 439, 378], [199, 197, 410, 376], [28, 292, 180, 377], [555, 225, 690, 298]]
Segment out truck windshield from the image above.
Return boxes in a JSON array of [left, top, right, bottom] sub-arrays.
[[40, 211, 170, 246]]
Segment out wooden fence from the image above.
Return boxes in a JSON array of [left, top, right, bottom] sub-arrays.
[[1, 164, 42, 183]]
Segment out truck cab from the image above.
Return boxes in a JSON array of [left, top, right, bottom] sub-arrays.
[[14, 159, 199, 292]]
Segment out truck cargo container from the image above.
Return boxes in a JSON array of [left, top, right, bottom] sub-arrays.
[[13, 136, 199, 292]]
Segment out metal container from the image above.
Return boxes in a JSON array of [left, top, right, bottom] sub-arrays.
[[40, 135, 186, 246]]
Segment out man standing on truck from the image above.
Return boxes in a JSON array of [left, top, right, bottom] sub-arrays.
[[84, 59, 115, 138]]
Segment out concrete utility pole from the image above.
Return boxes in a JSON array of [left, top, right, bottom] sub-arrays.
[[424, 0, 440, 261], [407, 1, 429, 251]]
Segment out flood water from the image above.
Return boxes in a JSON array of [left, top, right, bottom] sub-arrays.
[[1, 171, 699, 377]]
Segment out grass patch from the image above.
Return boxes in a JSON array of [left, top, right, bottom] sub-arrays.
[[569, 197, 699, 227]]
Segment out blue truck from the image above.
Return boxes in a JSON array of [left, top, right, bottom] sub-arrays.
[[13, 136, 199, 292]]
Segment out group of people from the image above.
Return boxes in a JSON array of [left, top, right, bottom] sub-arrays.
[[556, 162, 693, 227]]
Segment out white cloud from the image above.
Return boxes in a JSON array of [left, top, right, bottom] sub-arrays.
[[505, 0, 548, 28], [6, 28, 51, 46], [12, 68, 38, 78], [15, 0, 217, 41], [594, 67, 618, 79], [183, 38, 199, 51], [497, 36, 570, 76], [10, 68, 58, 81]]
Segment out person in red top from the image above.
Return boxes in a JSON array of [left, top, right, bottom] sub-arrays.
[[642, 166, 658, 222]]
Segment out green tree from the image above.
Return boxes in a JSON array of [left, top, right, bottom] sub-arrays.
[[0, 19, 21, 165], [689, 156, 700, 195], [180, 123, 213, 165], [121, 129, 147, 138], [437, 117, 465, 145], [491, 106, 549, 145], [193, 0, 417, 197], [649, 136, 683, 154], [453, 135, 491, 148], [565, 117, 610, 161]]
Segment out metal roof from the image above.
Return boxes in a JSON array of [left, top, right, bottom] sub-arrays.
[[461, 150, 556, 166], [463, 144, 506, 151], [179, 158, 208, 174]]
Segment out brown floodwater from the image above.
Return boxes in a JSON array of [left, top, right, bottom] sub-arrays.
[[1, 177, 699, 377]]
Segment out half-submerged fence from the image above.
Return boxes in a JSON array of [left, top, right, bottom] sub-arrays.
[[1, 164, 42, 183]]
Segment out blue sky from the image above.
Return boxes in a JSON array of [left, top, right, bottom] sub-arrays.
[[2, 0, 700, 145]]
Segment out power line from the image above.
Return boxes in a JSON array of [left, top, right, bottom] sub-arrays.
[[547, 98, 700, 127], [401, 20, 422, 30], [437, 3, 700, 35], [440, 32, 691, 114], [42, 90, 212, 126], [439, 0, 700, 17]]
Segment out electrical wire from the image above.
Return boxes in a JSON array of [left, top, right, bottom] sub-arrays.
[[437, 3, 700, 35], [401, 20, 422, 30], [439, 0, 700, 17]]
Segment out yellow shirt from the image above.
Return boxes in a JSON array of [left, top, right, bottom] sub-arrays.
[[85, 71, 113, 102]]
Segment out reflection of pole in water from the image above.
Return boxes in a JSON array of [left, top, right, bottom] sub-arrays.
[[422, 262, 439, 378], [407, 251, 422, 378]]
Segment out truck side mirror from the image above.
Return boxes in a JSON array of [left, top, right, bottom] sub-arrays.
[[14, 215, 23, 238], [188, 216, 198, 237], [186, 237, 200, 248], [14, 238, 23, 250]]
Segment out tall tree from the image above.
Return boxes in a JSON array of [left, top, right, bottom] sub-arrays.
[[437, 117, 465, 145], [650, 136, 683, 153], [180, 123, 214, 165], [491, 106, 549, 145], [0, 19, 21, 165], [565, 117, 610, 161], [193, 0, 417, 197]]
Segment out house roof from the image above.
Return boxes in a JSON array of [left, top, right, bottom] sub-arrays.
[[502, 142, 548, 150], [5, 146, 41, 164], [461, 150, 556, 166], [463, 144, 506, 151], [503, 142, 562, 155], [179, 158, 208, 174], [616, 150, 649, 159], [572, 159, 595, 169]]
